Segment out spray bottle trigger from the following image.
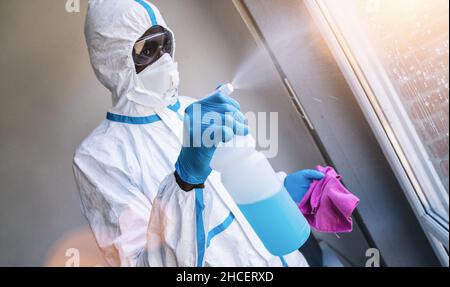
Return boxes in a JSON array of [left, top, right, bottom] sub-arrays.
[[216, 83, 234, 97]]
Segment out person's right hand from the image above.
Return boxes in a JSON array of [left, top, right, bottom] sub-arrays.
[[175, 92, 249, 187]]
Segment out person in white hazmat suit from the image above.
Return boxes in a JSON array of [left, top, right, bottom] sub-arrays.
[[73, 0, 324, 267]]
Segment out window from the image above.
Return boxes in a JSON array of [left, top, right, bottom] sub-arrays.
[[306, 0, 448, 262]]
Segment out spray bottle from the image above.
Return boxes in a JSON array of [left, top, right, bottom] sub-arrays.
[[211, 83, 311, 256]]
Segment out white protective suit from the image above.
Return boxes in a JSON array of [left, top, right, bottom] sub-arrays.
[[73, 0, 308, 267]]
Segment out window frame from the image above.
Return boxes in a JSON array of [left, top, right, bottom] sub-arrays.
[[305, 0, 449, 266]]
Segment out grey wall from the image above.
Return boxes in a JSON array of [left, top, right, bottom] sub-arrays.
[[0, 0, 109, 266], [0, 0, 324, 266]]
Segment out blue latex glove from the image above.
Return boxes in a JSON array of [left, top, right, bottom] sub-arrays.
[[175, 92, 249, 185], [284, 169, 325, 204]]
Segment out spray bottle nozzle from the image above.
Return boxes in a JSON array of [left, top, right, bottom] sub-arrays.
[[216, 83, 234, 96]]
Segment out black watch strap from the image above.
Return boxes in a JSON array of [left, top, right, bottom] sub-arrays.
[[174, 171, 205, 192]]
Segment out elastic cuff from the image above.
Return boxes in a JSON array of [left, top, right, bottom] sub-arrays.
[[174, 171, 205, 192]]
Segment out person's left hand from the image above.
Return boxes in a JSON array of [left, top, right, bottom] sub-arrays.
[[284, 169, 325, 204]]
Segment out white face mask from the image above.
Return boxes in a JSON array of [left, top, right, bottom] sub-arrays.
[[135, 53, 180, 106]]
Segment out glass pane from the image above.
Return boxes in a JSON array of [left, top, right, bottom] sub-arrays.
[[356, 0, 449, 188], [321, 0, 449, 222]]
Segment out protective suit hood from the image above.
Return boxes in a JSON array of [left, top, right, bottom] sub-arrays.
[[85, 0, 177, 115]]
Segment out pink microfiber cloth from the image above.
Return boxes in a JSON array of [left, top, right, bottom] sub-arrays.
[[299, 166, 360, 233]]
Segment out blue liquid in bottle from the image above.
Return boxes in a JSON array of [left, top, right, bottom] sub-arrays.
[[238, 187, 311, 256]]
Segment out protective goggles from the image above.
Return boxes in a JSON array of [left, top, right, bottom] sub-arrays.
[[132, 25, 174, 69]]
